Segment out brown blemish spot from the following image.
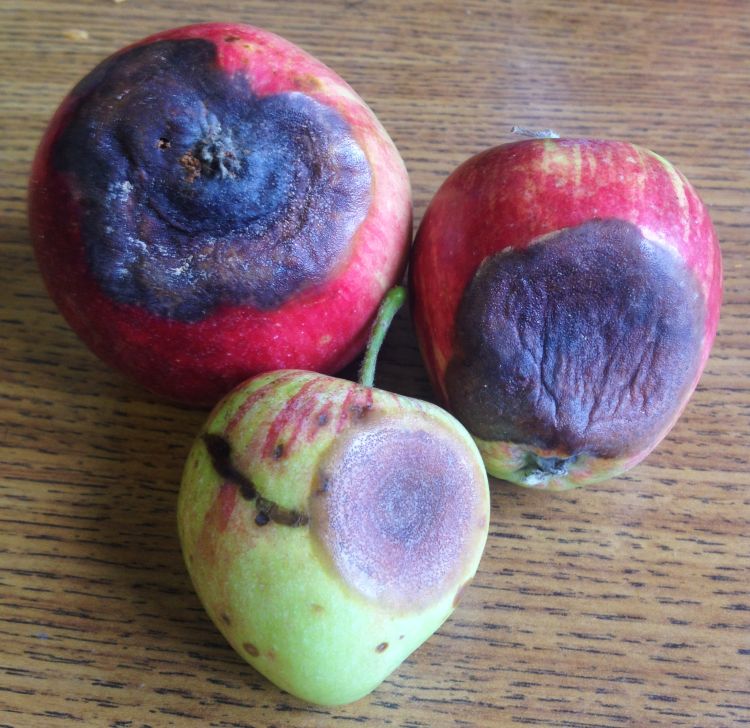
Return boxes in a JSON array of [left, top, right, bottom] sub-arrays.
[[376, 642, 389, 653], [224, 35, 241, 42], [293, 73, 323, 92], [311, 603, 324, 614], [179, 151, 202, 183], [266, 649, 277, 660], [453, 579, 473, 608], [243, 642, 259, 657], [220, 612, 231, 626], [273, 442, 284, 459]]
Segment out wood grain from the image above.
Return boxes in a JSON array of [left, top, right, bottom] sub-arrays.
[[1, 1, 749, 726]]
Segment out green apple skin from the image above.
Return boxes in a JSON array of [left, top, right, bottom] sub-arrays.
[[178, 370, 490, 706]]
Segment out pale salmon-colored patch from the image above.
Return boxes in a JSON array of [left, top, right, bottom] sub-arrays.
[[217, 482, 238, 532], [195, 482, 234, 565]]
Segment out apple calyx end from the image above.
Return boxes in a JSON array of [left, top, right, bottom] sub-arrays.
[[516, 452, 578, 487]]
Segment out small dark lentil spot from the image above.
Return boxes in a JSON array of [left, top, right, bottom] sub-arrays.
[[311, 603, 324, 614], [273, 443, 284, 459], [224, 35, 240, 42], [316, 475, 330, 496], [318, 412, 329, 426], [376, 642, 389, 653], [255, 511, 270, 527], [399, 635, 404, 640], [243, 642, 259, 657], [157, 137, 171, 149], [350, 403, 372, 419]]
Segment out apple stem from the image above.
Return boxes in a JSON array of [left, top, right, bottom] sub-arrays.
[[359, 286, 406, 389], [511, 125, 560, 139]]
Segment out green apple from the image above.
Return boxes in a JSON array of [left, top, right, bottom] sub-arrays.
[[177, 289, 490, 705]]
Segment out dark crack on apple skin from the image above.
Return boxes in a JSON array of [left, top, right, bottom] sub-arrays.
[[52, 38, 372, 321], [202, 433, 308, 527], [445, 218, 706, 459]]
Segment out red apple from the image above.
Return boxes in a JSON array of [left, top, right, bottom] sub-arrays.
[[410, 138, 722, 489], [29, 23, 411, 405]]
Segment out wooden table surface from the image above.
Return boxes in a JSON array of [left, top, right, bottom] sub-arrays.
[[2, 1, 749, 726]]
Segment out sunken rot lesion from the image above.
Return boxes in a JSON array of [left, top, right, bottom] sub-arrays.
[[52, 38, 372, 321], [309, 416, 487, 612], [445, 218, 707, 463]]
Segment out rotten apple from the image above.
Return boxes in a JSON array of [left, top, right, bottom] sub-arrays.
[[28, 23, 411, 405], [410, 137, 722, 489], [177, 289, 490, 704]]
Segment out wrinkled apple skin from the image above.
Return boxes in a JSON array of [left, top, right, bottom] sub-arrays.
[[410, 138, 722, 489], [29, 23, 411, 405], [178, 370, 489, 705]]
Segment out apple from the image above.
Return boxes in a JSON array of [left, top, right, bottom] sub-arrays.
[[28, 22, 411, 405], [410, 137, 722, 489], [177, 289, 490, 704]]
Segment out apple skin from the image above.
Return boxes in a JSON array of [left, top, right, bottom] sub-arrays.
[[177, 369, 490, 705], [28, 23, 411, 405], [410, 138, 722, 489]]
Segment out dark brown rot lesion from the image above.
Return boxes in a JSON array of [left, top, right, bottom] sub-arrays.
[[445, 218, 707, 464], [202, 433, 308, 527], [52, 38, 371, 321]]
